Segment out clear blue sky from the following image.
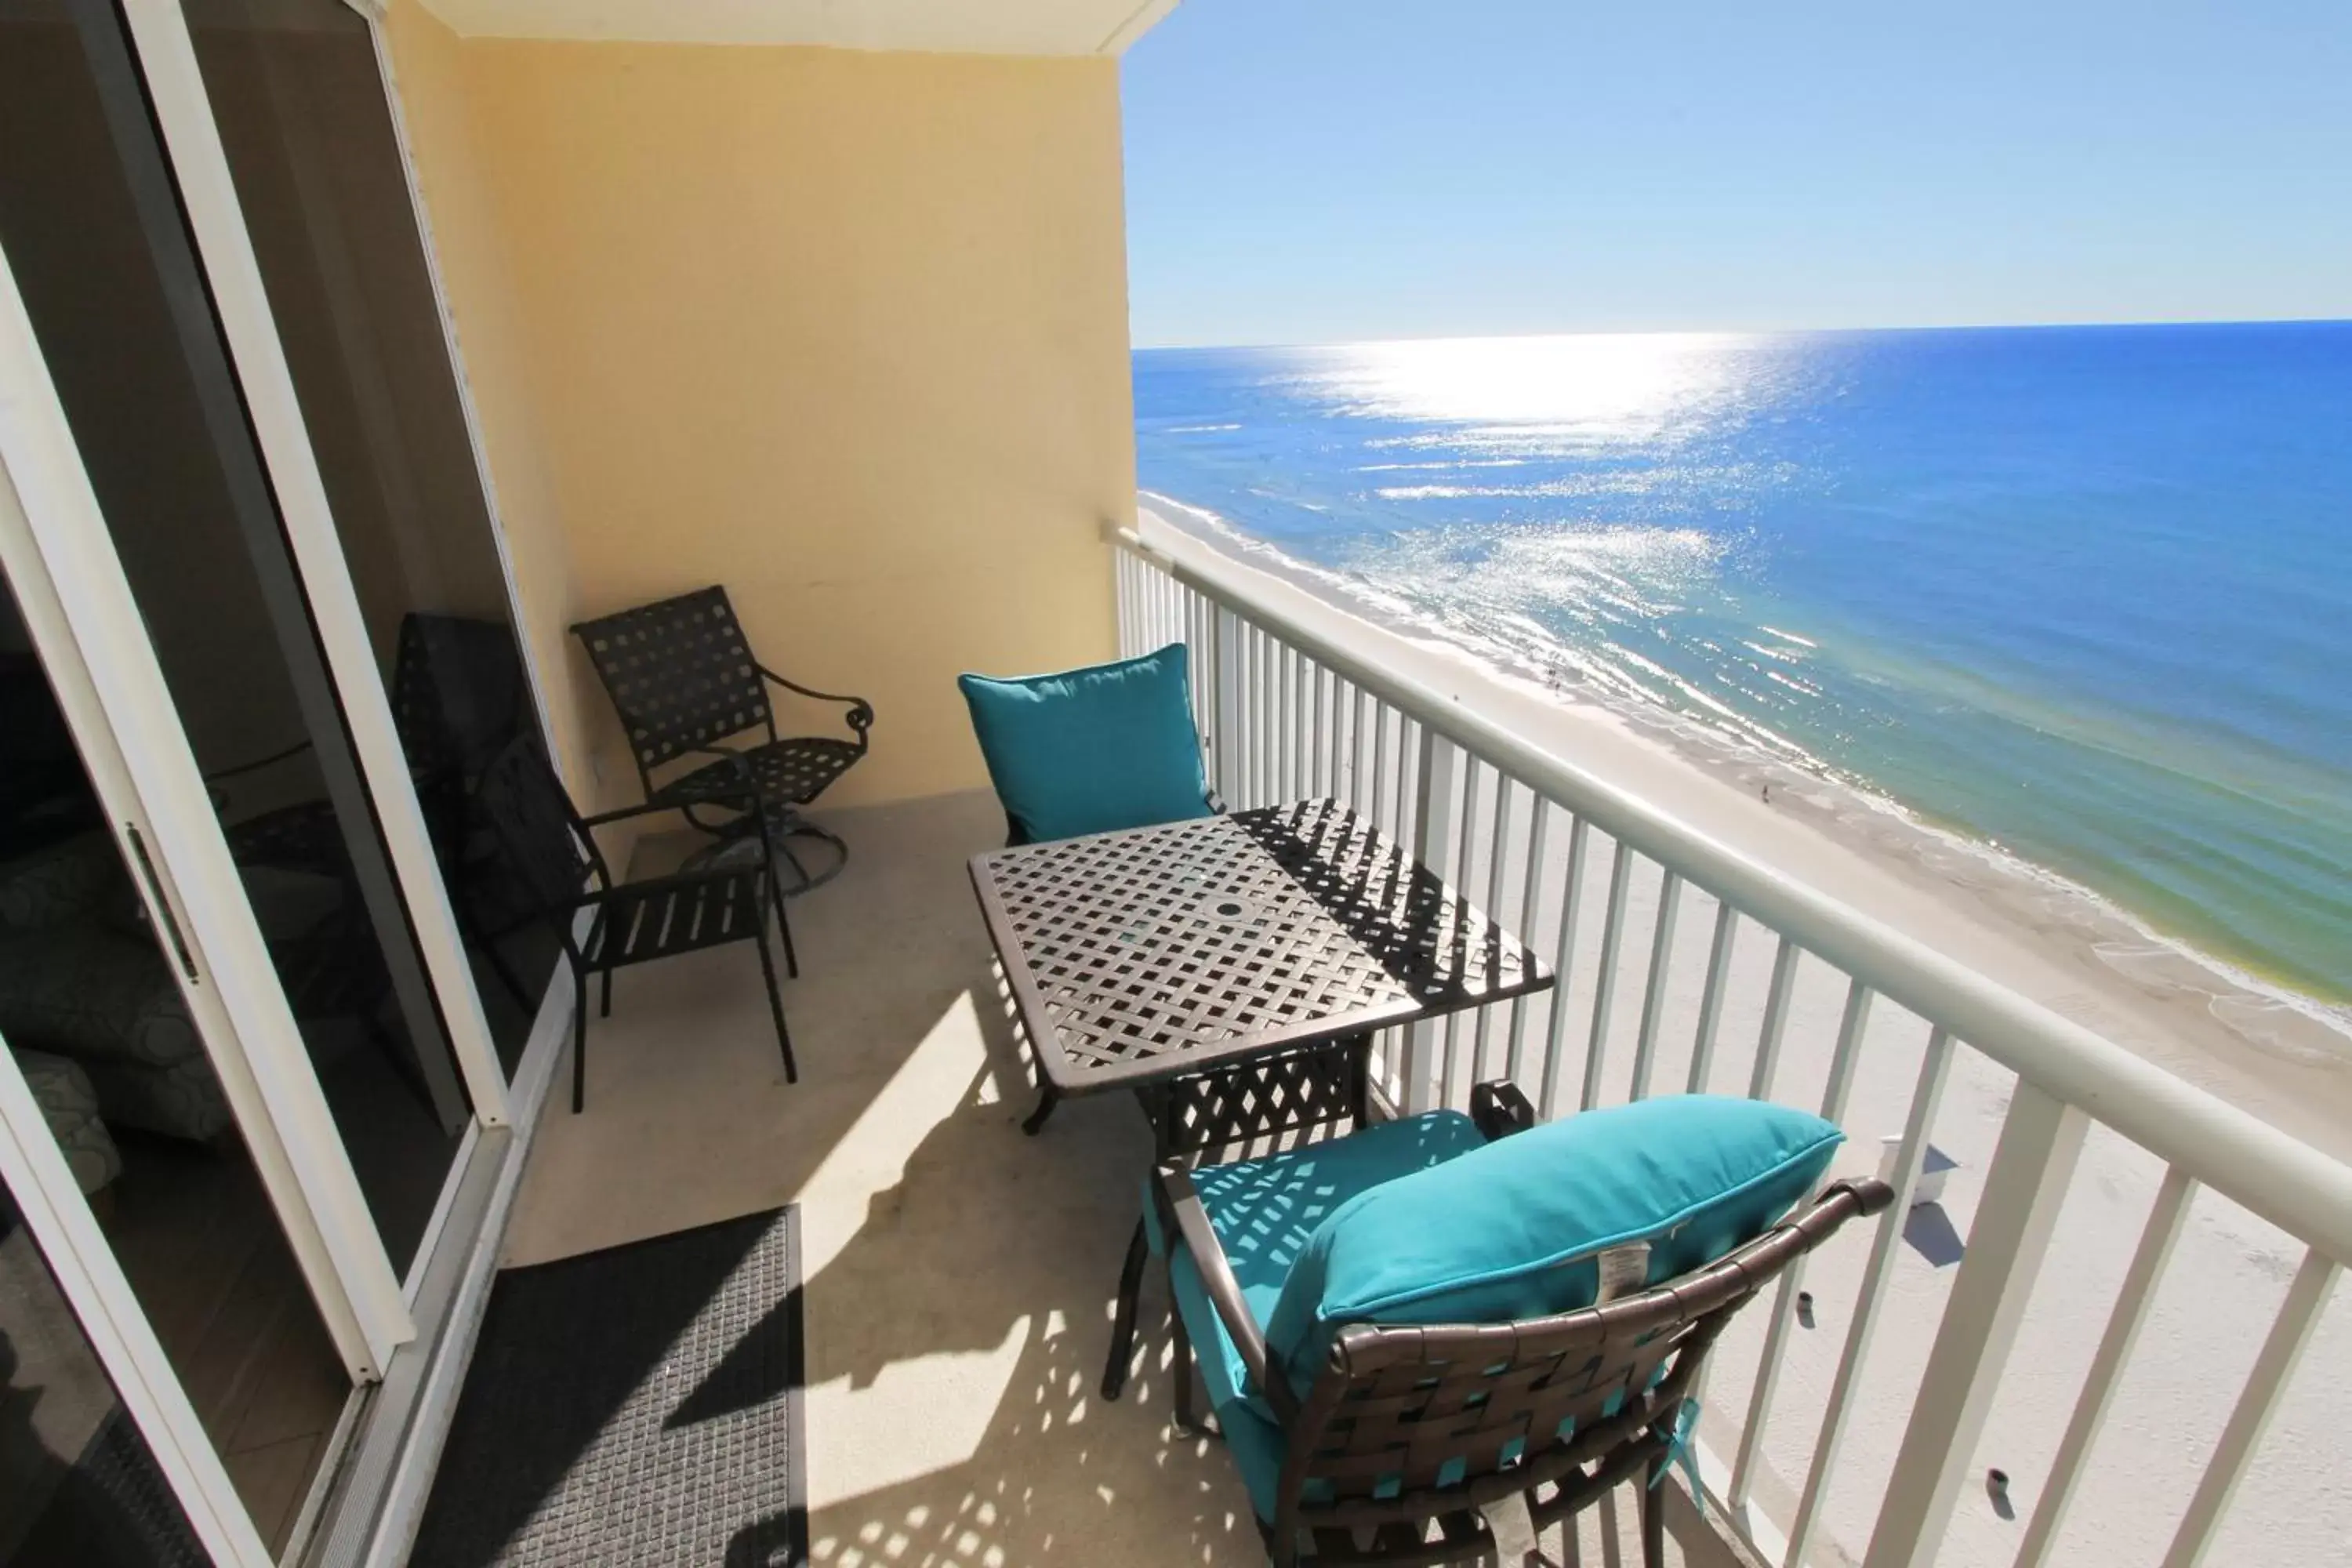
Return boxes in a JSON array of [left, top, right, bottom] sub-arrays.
[[1120, 1, 2352, 348]]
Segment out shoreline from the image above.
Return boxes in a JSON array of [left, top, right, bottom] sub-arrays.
[[1135, 492, 2352, 1161]]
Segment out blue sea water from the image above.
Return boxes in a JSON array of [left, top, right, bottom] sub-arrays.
[[1134, 322, 2352, 1005]]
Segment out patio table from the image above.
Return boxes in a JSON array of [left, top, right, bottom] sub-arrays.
[[969, 796, 1554, 1396]]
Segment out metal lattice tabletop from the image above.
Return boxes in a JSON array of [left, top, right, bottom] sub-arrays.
[[971, 799, 1553, 1098]]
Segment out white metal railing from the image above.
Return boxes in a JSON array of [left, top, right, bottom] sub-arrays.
[[1109, 516, 2350, 1568]]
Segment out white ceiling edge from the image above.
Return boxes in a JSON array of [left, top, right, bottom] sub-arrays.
[[413, 0, 1181, 55]]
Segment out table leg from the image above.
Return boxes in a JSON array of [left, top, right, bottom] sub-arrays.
[[1022, 1083, 1060, 1135], [1101, 1216, 1149, 1400], [1098, 1036, 1374, 1402], [1171, 1301, 1204, 1434]]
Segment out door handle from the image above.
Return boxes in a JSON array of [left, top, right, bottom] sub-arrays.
[[123, 822, 199, 984]]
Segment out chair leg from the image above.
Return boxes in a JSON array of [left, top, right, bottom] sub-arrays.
[[1101, 1217, 1149, 1401], [571, 964, 589, 1114], [1171, 1295, 1203, 1435], [1642, 1449, 1668, 1568], [1022, 1083, 1059, 1135], [768, 875, 799, 979], [778, 816, 849, 895], [775, 839, 813, 898], [753, 919, 797, 1084]]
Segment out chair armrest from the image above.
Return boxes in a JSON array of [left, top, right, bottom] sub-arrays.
[[1828, 1175, 1896, 1218], [581, 762, 759, 829], [1153, 1161, 1297, 1425], [756, 663, 874, 735], [1471, 1080, 1537, 1141]]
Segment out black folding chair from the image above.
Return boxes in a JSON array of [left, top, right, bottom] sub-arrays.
[[475, 739, 797, 1112]]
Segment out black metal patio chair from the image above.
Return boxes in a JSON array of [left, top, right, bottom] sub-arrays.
[[475, 738, 797, 1112], [1157, 1124, 1894, 1568], [571, 587, 873, 894]]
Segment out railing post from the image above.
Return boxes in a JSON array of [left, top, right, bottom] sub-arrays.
[[1406, 725, 1457, 1113], [1864, 1080, 2089, 1568], [2014, 1164, 2196, 1568], [2160, 1247, 2338, 1568], [1116, 549, 1135, 658], [1213, 606, 1244, 808]]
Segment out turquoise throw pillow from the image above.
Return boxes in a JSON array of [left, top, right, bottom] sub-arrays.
[[958, 644, 1213, 844], [1262, 1095, 1844, 1394]]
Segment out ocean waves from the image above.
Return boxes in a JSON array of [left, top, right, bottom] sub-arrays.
[[1135, 323, 2352, 1007]]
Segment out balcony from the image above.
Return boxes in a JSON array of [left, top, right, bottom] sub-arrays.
[[436, 519, 2349, 1568], [499, 783, 1747, 1567]]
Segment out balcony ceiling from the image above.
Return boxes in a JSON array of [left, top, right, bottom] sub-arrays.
[[413, 0, 1181, 53]]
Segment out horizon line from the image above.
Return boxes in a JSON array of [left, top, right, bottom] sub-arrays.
[[1131, 311, 2352, 354]]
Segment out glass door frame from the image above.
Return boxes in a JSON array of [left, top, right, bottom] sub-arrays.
[[117, 0, 520, 1166]]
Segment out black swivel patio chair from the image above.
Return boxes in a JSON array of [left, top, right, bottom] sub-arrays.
[[571, 587, 873, 893], [475, 738, 797, 1112]]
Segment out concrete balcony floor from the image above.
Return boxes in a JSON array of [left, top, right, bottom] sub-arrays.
[[499, 788, 1754, 1568]]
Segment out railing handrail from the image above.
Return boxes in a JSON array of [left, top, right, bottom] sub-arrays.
[[1111, 519, 2352, 1268]]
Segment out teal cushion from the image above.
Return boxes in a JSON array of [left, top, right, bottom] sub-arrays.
[[1263, 1095, 1845, 1396], [956, 644, 1212, 844], [1214, 1396, 1292, 1523], [1153, 1111, 1490, 1419]]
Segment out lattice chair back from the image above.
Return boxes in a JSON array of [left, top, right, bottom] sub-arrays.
[[569, 587, 772, 789], [473, 739, 604, 934], [1269, 1178, 1886, 1558], [391, 613, 528, 786]]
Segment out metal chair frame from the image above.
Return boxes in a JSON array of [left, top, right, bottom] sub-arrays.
[[1154, 1119, 1893, 1568], [476, 739, 798, 1112], [570, 587, 874, 894]]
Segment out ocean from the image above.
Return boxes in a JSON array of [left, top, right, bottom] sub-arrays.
[[1133, 321, 2352, 1008]]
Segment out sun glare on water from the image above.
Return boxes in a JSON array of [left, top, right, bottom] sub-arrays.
[[1289, 331, 1760, 441]]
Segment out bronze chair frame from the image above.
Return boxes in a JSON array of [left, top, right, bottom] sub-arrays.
[[1156, 1142, 1893, 1568]]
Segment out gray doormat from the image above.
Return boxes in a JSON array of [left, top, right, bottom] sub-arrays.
[[411, 1207, 805, 1567]]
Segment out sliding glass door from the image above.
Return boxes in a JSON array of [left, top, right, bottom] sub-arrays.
[[178, 0, 563, 1076], [0, 0, 478, 1281], [0, 0, 563, 1559], [0, 295, 370, 1563], [0, 552, 338, 1563]]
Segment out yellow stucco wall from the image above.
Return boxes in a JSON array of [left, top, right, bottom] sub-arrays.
[[383, 2, 1134, 809]]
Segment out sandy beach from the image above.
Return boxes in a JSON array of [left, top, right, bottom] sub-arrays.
[[1134, 496, 2350, 1567], [1139, 495, 2352, 1160]]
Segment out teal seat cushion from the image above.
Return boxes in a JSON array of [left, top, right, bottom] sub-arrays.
[[956, 644, 1212, 844], [1215, 1396, 1293, 1523], [1262, 1095, 1845, 1398], [1155, 1110, 1491, 1423]]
